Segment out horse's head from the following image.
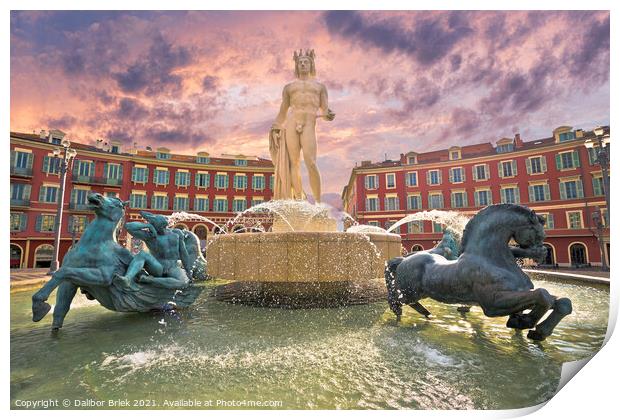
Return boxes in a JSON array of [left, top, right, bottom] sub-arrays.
[[512, 209, 547, 263], [139, 210, 169, 234], [87, 193, 128, 222]]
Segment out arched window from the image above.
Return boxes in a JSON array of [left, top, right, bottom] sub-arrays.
[[411, 244, 424, 253], [193, 225, 208, 249], [34, 244, 54, 268], [569, 243, 587, 265], [10, 244, 22, 269], [542, 244, 555, 265], [174, 223, 189, 230], [232, 225, 245, 233]]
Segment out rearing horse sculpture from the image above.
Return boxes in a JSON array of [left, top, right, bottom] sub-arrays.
[[32, 193, 201, 330], [385, 204, 572, 341]]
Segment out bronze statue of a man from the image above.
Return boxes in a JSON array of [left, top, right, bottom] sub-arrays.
[[269, 49, 335, 202]]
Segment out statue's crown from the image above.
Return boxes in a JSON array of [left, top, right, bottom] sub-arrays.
[[293, 49, 315, 62]]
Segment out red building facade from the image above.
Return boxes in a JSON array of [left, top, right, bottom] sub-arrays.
[[342, 125, 610, 268], [10, 130, 274, 269]]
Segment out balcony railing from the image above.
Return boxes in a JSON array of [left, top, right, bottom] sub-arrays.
[[10, 166, 33, 177], [10, 199, 31, 207], [72, 174, 123, 186]]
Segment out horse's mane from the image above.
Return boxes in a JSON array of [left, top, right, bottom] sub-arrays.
[[461, 204, 539, 250]]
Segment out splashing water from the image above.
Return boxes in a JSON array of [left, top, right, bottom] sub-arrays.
[[386, 210, 470, 241]]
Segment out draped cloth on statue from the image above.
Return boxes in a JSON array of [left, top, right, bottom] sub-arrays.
[[269, 129, 306, 200]]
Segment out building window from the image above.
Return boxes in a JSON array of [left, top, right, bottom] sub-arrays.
[[592, 176, 604, 196], [251, 199, 263, 208], [587, 147, 600, 165], [528, 184, 550, 202], [131, 167, 149, 183], [215, 174, 229, 189], [367, 221, 380, 227], [14, 151, 32, 169], [74, 160, 94, 178], [234, 174, 248, 190], [10, 213, 26, 231], [499, 160, 516, 177], [196, 156, 210, 164], [365, 175, 378, 189], [559, 132, 576, 142], [70, 189, 89, 208], [500, 187, 520, 204], [175, 171, 190, 187], [407, 156, 417, 164], [527, 156, 546, 174], [427, 170, 441, 185], [450, 151, 460, 160], [450, 191, 467, 208], [384, 196, 399, 211], [365, 197, 378, 211], [428, 193, 444, 209], [473, 164, 488, 181], [111, 145, 120, 154], [193, 172, 209, 188], [406, 172, 418, 187], [450, 167, 464, 183], [567, 211, 583, 229], [11, 183, 31, 202], [173, 196, 189, 211], [68, 215, 89, 234], [51, 137, 62, 145], [559, 179, 584, 200], [39, 185, 59, 203], [214, 198, 228, 212], [234, 159, 248, 166], [433, 222, 443, 233], [407, 195, 421, 210], [156, 152, 170, 160], [474, 190, 491, 207], [104, 163, 123, 180], [36, 215, 56, 232], [233, 199, 247, 212], [151, 195, 169, 210], [407, 221, 424, 233], [556, 151, 580, 170], [386, 173, 396, 189], [43, 156, 62, 175], [252, 175, 265, 190], [130, 193, 147, 209], [496, 143, 514, 153], [194, 197, 209, 212], [153, 169, 170, 185], [540, 213, 555, 229]]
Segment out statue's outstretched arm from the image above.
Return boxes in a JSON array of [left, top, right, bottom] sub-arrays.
[[126, 221, 156, 241], [272, 86, 290, 129]]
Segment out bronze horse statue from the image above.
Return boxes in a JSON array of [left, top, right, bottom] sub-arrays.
[[32, 193, 201, 330], [385, 204, 572, 341]]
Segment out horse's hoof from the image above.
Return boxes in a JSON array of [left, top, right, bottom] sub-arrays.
[[527, 330, 547, 341], [32, 301, 51, 322]]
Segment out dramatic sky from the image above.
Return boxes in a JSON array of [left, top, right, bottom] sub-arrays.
[[10, 11, 610, 204]]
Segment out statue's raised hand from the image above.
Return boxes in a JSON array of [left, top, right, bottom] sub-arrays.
[[325, 108, 336, 121]]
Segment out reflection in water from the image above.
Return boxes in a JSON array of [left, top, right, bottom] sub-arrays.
[[11, 278, 608, 409]]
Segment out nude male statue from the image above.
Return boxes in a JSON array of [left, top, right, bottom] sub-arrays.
[[113, 211, 192, 290], [270, 49, 335, 202]]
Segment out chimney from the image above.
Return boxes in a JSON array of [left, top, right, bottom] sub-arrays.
[[39, 130, 47, 139], [514, 133, 523, 148], [95, 139, 103, 149], [361, 160, 371, 167], [400, 153, 405, 163]]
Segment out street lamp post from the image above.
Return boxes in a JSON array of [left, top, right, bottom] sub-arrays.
[[584, 127, 611, 215], [48, 139, 77, 274], [591, 207, 609, 272]]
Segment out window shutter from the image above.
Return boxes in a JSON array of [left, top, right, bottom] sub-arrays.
[[20, 214, 27, 231], [132, 167, 137, 182], [449, 169, 454, 183], [35, 215, 42, 232], [104, 163, 110, 179], [395, 197, 400, 210], [153, 170, 158, 183], [383, 197, 388, 211], [43, 156, 50, 173], [118, 165, 123, 180], [39, 186, 46, 202], [544, 184, 551, 201], [151, 196, 156, 209], [439, 195, 444, 208], [463, 193, 468, 207], [541, 156, 547, 172], [472, 167, 477, 181], [462, 170, 466, 182], [525, 158, 532, 175], [559, 183, 567, 200], [555, 154, 562, 170], [515, 188, 520, 204], [73, 159, 80, 173], [500, 189, 506, 203], [573, 150, 581, 168], [437, 171, 442, 184], [576, 180, 584, 198], [365, 176, 370, 189], [89, 162, 94, 176], [528, 186, 534, 202], [68, 216, 74, 233], [426, 171, 431, 185], [165, 171, 170, 185], [547, 214, 554, 229], [196, 173, 201, 187], [27, 153, 34, 169], [498, 162, 504, 178], [70, 189, 76, 204], [10, 150, 16, 166], [164, 197, 169, 209], [511, 160, 517, 176], [175, 171, 180, 186], [451, 193, 455, 208], [24, 185, 31, 200]]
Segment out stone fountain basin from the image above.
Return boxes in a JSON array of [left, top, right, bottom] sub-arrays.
[[206, 231, 402, 308]]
